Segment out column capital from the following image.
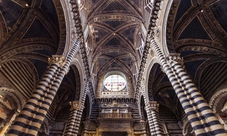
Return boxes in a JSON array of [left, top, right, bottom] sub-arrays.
[[70, 101, 82, 110], [167, 53, 184, 66], [149, 101, 159, 112], [48, 55, 66, 67]]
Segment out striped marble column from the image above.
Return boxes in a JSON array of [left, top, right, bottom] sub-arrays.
[[150, 37, 227, 135], [0, 110, 20, 136], [7, 40, 81, 136], [63, 101, 83, 136], [145, 101, 164, 136], [63, 83, 88, 136]]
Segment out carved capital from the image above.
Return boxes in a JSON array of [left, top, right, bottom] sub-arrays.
[[149, 101, 159, 112], [70, 101, 82, 110], [168, 53, 184, 67], [48, 55, 66, 67]]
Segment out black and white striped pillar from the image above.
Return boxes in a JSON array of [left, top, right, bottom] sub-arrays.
[[63, 101, 83, 136], [140, 83, 164, 136], [6, 40, 81, 136], [63, 82, 89, 136], [151, 37, 227, 135], [145, 101, 164, 136]]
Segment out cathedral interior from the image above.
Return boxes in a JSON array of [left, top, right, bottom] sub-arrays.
[[0, 0, 227, 136]]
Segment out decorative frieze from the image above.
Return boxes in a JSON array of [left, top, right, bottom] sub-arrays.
[[96, 98, 135, 104], [94, 15, 139, 22], [99, 113, 132, 118]]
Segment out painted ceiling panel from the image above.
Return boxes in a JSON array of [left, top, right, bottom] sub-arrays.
[[155, 94, 165, 102], [98, 58, 109, 68], [121, 27, 136, 44], [23, 19, 52, 39], [41, 0, 59, 29], [180, 50, 203, 57], [160, 75, 169, 83], [175, 0, 191, 24], [92, 0, 99, 7], [166, 90, 176, 101], [34, 50, 54, 57], [155, 65, 161, 78], [0, 0, 23, 28], [210, 0, 227, 33], [121, 57, 132, 68], [105, 37, 120, 47], [179, 17, 211, 40], [104, 20, 125, 29], [132, 0, 140, 7], [111, 62, 121, 68], [104, 1, 127, 11], [105, 52, 124, 57], [55, 105, 70, 120], [95, 28, 108, 43], [28, 58, 48, 78], [24, 0, 32, 4], [184, 60, 205, 78]]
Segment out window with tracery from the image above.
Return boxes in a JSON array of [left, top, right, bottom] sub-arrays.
[[104, 75, 126, 91]]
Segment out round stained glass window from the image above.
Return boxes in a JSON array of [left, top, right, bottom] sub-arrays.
[[104, 75, 126, 91]]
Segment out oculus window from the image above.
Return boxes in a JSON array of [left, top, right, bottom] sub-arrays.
[[104, 75, 126, 91]]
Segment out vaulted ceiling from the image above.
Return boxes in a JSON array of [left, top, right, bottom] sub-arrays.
[[0, 0, 81, 119], [81, 0, 145, 78], [1, 0, 227, 123], [148, 0, 227, 119]]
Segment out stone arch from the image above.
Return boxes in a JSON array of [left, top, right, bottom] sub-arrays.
[[38, 117, 50, 136], [209, 81, 227, 130], [59, 0, 75, 56], [182, 119, 195, 136], [0, 87, 25, 131], [70, 60, 85, 102], [0, 87, 25, 110], [139, 56, 160, 104]]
